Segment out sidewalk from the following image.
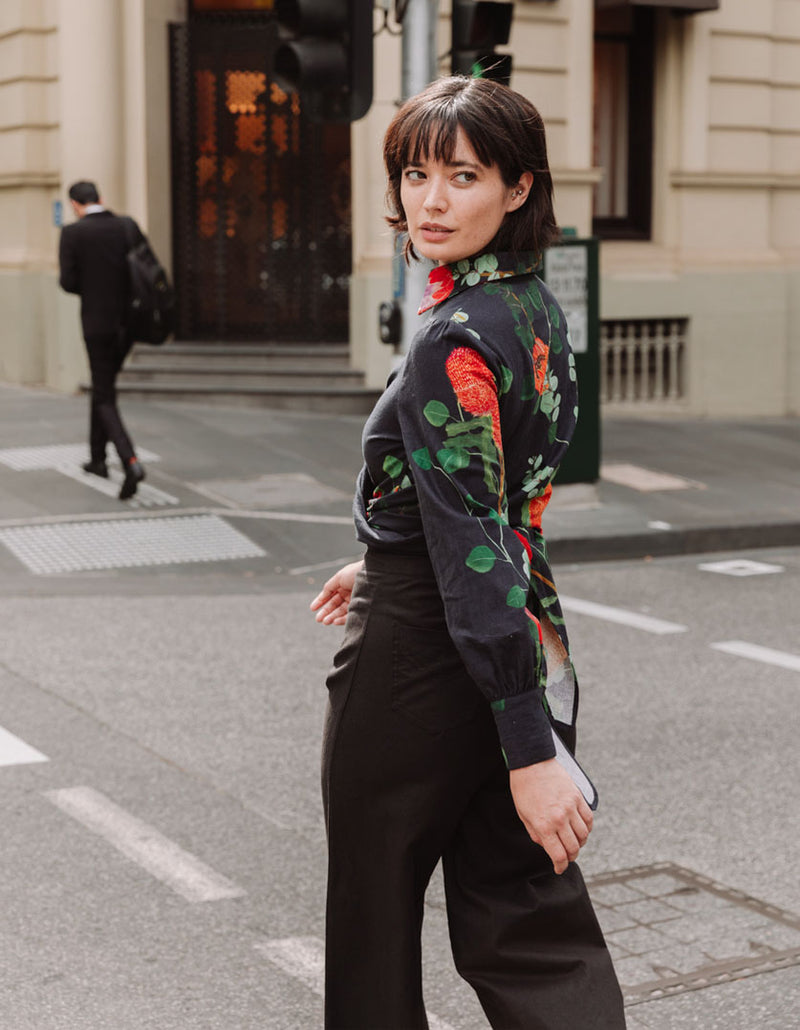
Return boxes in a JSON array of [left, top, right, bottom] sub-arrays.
[[0, 382, 798, 563]]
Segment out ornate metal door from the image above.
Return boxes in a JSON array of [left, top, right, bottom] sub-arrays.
[[170, 20, 351, 341]]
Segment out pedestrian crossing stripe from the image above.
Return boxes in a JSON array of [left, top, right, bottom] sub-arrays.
[[0, 724, 48, 767]]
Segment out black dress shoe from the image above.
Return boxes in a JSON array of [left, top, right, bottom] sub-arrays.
[[119, 460, 145, 500], [82, 459, 109, 478]]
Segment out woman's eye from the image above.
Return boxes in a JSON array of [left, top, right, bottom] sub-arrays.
[[404, 169, 424, 181], [454, 171, 476, 184]]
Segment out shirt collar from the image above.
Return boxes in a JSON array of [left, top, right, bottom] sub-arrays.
[[417, 252, 538, 315], [84, 204, 106, 215]]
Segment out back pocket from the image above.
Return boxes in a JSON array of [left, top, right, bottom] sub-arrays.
[[391, 623, 481, 734]]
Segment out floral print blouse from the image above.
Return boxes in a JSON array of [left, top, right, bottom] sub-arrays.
[[354, 252, 579, 769]]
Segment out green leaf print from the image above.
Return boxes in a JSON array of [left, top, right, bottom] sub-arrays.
[[382, 454, 403, 479], [499, 365, 513, 395], [548, 304, 561, 329], [423, 400, 450, 426], [475, 253, 499, 274], [521, 374, 536, 401], [465, 271, 481, 286], [506, 585, 527, 608], [411, 447, 433, 470], [437, 447, 470, 473], [466, 545, 497, 573]]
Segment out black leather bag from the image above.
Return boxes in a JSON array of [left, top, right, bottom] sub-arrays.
[[123, 218, 175, 345]]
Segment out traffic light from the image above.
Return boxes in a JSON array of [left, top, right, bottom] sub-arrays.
[[273, 0, 373, 122], [378, 299, 402, 346], [451, 0, 514, 86]]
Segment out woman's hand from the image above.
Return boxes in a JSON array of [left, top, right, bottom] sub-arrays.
[[309, 560, 365, 626], [509, 758, 594, 875]]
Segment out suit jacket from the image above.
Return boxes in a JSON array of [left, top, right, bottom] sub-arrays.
[[59, 210, 145, 338]]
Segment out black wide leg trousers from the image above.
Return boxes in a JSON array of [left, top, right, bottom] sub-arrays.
[[322, 550, 625, 1030]]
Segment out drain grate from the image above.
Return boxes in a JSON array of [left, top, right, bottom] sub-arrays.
[[0, 515, 266, 574], [586, 863, 800, 1006]]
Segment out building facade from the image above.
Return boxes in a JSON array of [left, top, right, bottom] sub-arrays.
[[2, 0, 799, 415]]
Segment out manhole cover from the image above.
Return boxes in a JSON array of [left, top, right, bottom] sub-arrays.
[[0, 515, 265, 574], [586, 863, 800, 1006]]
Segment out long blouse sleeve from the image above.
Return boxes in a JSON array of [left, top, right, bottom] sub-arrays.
[[355, 254, 579, 769], [396, 315, 559, 767]]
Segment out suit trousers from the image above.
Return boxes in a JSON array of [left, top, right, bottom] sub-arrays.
[[85, 332, 135, 466], [322, 549, 626, 1030]]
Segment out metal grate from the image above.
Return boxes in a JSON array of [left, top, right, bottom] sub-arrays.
[[170, 18, 351, 342], [587, 862, 800, 1006], [600, 318, 688, 405], [0, 515, 265, 574]]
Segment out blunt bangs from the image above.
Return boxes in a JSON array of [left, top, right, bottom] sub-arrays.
[[383, 76, 559, 263]]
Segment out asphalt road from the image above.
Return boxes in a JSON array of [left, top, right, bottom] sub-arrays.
[[1, 528, 798, 1028]]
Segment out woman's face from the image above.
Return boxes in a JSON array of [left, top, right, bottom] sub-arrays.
[[400, 128, 530, 265]]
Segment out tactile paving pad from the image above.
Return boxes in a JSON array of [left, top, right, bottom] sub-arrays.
[[0, 515, 265, 574]]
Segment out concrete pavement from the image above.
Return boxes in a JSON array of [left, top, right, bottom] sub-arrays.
[[0, 382, 797, 563]]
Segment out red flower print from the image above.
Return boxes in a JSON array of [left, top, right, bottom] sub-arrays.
[[513, 528, 533, 565], [445, 347, 505, 503], [528, 482, 552, 529], [524, 607, 544, 645], [418, 266, 455, 314], [532, 337, 549, 395], [445, 348, 502, 455]]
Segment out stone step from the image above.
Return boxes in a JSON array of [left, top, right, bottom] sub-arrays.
[[126, 342, 351, 372], [120, 366, 366, 391]]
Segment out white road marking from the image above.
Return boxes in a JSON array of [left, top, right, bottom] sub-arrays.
[[560, 596, 687, 635], [0, 725, 48, 767], [601, 463, 704, 492], [255, 936, 457, 1030], [45, 786, 245, 903], [289, 555, 362, 576], [257, 936, 325, 996], [699, 558, 784, 577], [55, 463, 179, 508], [710, 641, 800, 673], [221, 509, 353, 525]]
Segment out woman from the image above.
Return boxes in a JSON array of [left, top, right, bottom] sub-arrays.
[[311, 76, 625, 1029]]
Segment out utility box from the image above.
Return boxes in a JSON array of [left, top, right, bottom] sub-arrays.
[[541, 236, 600, 484]]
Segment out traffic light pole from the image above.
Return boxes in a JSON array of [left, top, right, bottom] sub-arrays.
[[399, 0, 439, 355]]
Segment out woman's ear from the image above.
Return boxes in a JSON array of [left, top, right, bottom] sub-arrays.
[[507, 171, 534, 211]]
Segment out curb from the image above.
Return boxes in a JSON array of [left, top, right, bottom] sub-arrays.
[[548, 521, 800, 564]]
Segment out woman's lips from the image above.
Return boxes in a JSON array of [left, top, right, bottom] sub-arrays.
[[419, 224, 453, 242]]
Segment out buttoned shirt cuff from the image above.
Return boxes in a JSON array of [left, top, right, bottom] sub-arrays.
[[490, 692, 557, 770]]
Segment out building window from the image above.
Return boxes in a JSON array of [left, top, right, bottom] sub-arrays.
[[592, 7, 654, 239]]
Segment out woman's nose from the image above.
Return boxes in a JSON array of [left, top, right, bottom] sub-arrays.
[[423, 177, 447, 212]]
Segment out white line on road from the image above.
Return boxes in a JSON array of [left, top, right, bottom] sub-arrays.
[[289, 555, 362, 576], [0, 725, 48, 767], [45, 786, 245, 903], [559, 596, 687, 635], [255, 936, 457, 1030], [710, 641, 800, 673]]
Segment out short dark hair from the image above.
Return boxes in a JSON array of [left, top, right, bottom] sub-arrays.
[[383, 75, 559, 263], [68, 181, 100, 205]]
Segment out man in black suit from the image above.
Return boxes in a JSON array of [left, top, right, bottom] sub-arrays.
[[59, 180, 146, 500]]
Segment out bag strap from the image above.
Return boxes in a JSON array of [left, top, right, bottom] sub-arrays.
[[122, 216, 138, 251]]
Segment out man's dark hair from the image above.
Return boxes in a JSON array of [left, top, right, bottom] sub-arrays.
[[68, 181, 100, 205], [383, 75, 559, 263]]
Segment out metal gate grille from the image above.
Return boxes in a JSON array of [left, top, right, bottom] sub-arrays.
[[170, 19, 351, 342]]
